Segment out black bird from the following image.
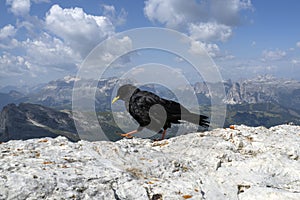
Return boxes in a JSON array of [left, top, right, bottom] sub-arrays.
[[112, 84, 209, 140]]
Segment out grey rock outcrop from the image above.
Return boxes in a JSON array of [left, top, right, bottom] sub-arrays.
[[0, 125, 299, 199]]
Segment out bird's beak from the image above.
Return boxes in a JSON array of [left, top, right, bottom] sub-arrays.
[[112, 96, 120, 104]]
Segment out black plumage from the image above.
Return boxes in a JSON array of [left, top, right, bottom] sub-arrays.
[[112, 84, 209, 140]]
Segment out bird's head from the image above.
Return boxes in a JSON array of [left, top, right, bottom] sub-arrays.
[[112, 84, 138, 104]]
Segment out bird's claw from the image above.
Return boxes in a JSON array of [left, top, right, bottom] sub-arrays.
[[120, 133, 133, 138]]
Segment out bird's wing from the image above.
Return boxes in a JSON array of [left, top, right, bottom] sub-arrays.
[[158, 97, 191, 115], [129, 98, 151, 127], [137, 91, 192, 117], [129, 91, 167, 129]]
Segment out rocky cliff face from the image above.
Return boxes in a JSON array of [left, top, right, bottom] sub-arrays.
[[193, 75, 300, 108], [0, 125, 299, 199], [224, 76, 300, 107], [0, 103, 79, 142]]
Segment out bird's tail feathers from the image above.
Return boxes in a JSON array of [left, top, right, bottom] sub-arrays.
[[181, 112, 209, 128]]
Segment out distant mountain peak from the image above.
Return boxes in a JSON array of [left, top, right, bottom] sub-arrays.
[[63, 75, 81, 83]]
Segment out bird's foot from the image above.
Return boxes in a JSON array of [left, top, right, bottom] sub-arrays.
[[120, 133, 134, 139], [153, 137, 166, 141]]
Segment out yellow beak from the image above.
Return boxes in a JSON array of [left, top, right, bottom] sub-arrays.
[[112, 96, 120, 104]]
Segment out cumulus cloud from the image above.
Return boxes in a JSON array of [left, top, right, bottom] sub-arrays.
[[83, 36, 133, 70], [144, 0, 253, 29], [102, 4, 127, 25], [6, 0, 50, 16], [144, 0, 207, 29], [0, 24, 17, 39], [6, 0, 31, 16], [297, 41, 300, 48], [209, 0, 253, 26], [188, 40, 234, 60], [0, 31, 81, 80], [0, 53, 30, 76], [1, 3, 129, 85], [144, 0, 253, 62], [262, 49, 286, 61], [0, 24, 18, 49], [0, 52, 54, 85], [101, 36, 132, 61], [189, 40, 220, 58], [188, 22, 232, 42], [21, 32, 80, 70], [45, 4, 115, 58]]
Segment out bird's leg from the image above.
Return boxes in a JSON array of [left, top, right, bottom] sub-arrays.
[[153, 129, 167, 141], [161, 129, 167, 140], [120, 130, 139, 138]]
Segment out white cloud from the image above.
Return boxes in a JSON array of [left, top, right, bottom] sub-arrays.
[[84, 36, 133, 69], [103, 5, 115, 13], [1, 4, 129, 85], [0, 52, 52, 85], [0, 24, 18, 49], [188, 22, 232, 42], [189, 40, 220, 58], [102, 4, 127, 26], [21, 32, 80, 70], [291, 59, 300, 65], [144, 0, 253, 29], [144, 0, 253, 61], [6, 0, 50, 16], [45, 4, 115, 58], [0, 32, 81, 80], [6, 0, 31, 16], [209, 0, 253, 26], [0, 24, 17, 39], [0, 53, 30, 76], [189, 40, 234, 60], [262, 49, 286, 61], [296, 41, 300, 48], [144, 0, 206, 29], [0, 39, 18, 49]]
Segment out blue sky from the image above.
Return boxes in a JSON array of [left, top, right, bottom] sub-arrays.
[[0, 0, 300, 87]]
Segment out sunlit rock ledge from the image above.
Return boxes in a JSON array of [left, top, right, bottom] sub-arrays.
[[0, 125, 299, 200]]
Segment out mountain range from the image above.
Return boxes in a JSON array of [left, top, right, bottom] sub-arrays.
[[0, 103, 79, 142], [1, 75, 300, 141], [2, 75, 300, 110]]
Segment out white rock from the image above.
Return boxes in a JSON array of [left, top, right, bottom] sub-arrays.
[[0, 125, 299, 199]]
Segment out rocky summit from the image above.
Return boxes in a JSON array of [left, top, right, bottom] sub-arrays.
[[0, 125, 299, 199]]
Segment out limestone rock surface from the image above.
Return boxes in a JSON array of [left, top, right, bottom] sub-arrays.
[[0, 125, 299, 199]]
